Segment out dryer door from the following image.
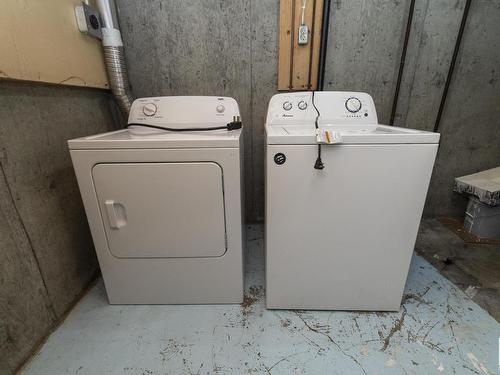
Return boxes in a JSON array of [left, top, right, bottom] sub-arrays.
[[92, 162, 226, 258]]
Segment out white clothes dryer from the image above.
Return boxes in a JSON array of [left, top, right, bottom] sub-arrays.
[[69, 96, 244, 304]]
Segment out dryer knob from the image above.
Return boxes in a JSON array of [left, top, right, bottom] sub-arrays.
[[142, 103, 157, 117], [345, 97, 362, 113]]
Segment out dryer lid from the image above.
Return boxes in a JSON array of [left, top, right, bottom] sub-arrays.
[[68, 128, 241, 149]]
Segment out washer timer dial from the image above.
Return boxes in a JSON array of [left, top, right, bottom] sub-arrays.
[[345, 97, 362, 113]]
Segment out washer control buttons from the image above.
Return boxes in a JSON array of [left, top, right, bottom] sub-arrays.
[[345, 97, 362, 113], [298, 100, 308, 110], [142, 103, 157, 116], [216, 104, 225, 113], [282, 101, 293, 111]]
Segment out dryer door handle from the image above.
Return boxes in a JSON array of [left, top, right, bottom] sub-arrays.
[[105, 200, 126, 229]]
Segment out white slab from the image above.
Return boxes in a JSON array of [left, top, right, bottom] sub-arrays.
[[455, 166, 500, 206]]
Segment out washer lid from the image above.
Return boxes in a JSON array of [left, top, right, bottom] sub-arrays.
[[68, 128, 241, 149], [266, 124, 440, 145]]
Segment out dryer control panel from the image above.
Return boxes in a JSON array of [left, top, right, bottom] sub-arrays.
[[129, 96, 240, 129], [266, 91, 378, 128]]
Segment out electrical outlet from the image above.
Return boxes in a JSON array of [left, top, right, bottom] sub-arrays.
[[298, 25, 309, 45], [74, 2, 102, 40]]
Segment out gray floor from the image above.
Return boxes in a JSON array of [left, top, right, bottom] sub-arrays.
[[416, 219, 500, 322], [22, 225, 500, 375]]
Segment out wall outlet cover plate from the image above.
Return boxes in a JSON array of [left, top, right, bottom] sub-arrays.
[[298, 25, 309, 45]]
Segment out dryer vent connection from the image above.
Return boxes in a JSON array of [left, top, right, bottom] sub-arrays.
[[96, 0, 134, 116]]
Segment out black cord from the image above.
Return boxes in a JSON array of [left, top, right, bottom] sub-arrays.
[[127, 117, 242, 132], [311, 91, 324, 170]]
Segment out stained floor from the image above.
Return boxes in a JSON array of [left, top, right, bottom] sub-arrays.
[[22, 225, 500, 375], [416, 218, 500, 322]]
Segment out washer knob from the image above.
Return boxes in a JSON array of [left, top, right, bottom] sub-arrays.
[[283, 101, 292, 111], [142, 103, 157, 116], [345, 97, 362, 113], [298, 100, 308, 110], [216, 105, 225, 113]]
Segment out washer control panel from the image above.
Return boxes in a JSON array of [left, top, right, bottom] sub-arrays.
[[266, 91, 378, 126], [282, 101, 293, 111], [129, 96, 240, 129], [266, 92, 314, 125]]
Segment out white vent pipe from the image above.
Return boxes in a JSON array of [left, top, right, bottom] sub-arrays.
[[96, 0, 134, 115]]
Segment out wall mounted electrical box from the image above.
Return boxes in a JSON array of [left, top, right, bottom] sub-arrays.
[[74, 2, 102, 40]]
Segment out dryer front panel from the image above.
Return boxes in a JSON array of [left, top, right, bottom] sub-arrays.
[[92, 162, 226, 258]]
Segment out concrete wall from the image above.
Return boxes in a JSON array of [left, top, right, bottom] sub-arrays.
[[417, 0, 500, 217], [324, 0, 412, 124], [0, 81, 118, 373], [324, 0, 500, 217], [117, 0, 279, 222], [118, 0, 500, 221]]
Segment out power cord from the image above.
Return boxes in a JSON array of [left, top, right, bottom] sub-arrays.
[[127, 116, 242, 132], [301, 0, 308, 25], [312, 91, 324, 170]]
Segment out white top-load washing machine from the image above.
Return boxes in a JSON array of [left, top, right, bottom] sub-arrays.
[[265, 91, 440, 311], [69, 96, 243, 304]]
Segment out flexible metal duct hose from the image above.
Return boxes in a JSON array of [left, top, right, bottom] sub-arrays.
[[103, 45, 133, 115], [96, 0, 133, 116]]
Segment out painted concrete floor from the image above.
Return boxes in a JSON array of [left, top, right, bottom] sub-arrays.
[[416, 218, 500, 322], [23, 226, 500, 375]]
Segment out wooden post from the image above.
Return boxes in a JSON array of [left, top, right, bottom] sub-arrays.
[[278, 0, 324, 91]]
